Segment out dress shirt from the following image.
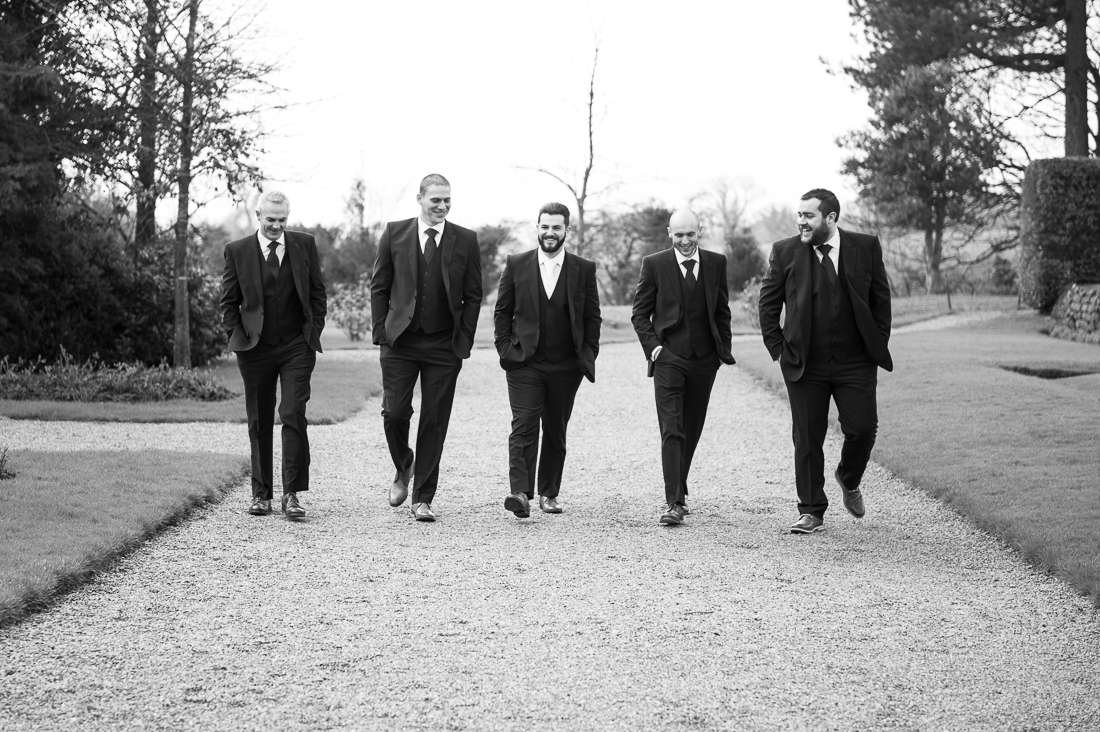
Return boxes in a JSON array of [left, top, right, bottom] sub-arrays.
[[258, 230, 285, 265], [538, 246, 565, 297], [814, 228, 840, 272], [418, 218, 444, 253], [674, 247, 700, 279]]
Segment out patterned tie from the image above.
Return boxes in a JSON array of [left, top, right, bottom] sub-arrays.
[[683, 259, 697, 291], [424, 228, 438, 263], [266, 241, 279, 272], [817, 244, 838, 287]]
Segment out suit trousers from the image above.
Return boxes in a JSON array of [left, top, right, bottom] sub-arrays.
[[380, 329, 462, 505], [235, 333, 316, 498], [505, 358, 584, 498], [653, 349, 720, 507], [783, 356, 878, 518]]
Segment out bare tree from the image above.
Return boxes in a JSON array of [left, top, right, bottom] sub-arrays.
[[520, 42, 613, 259]]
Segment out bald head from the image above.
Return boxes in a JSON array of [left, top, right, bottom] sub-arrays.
[[667, 209, 702, 256]]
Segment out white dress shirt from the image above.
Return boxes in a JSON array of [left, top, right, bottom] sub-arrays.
[[674, 247, 700, 279], [538, 246, 565, 297], [814, 228, 841, 271], [418, 218, 444, 253], [258, 229, 285, 265]]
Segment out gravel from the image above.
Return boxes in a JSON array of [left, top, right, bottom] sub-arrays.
[[1, 340, 1098, 731]]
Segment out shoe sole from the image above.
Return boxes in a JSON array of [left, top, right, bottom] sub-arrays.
[[414, 514, 436, 522], [504, 495, 530, 517], [659, 516, 683, 526], [248, 509, 271, 516], [539, 504, 563, 514], [790, 525, 824, 534]]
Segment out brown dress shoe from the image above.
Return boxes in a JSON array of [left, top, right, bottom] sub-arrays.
[[390, 455, 413, 507], [789, 514, 824, 534], [282, 492, 306, 519], [505, 492, 531, 518], [659, 504, 685, 525], [411, 502, 436, 522], [249, 497, 272, 515], [836, 469, 865, 518], [538, 496, 562, 514]]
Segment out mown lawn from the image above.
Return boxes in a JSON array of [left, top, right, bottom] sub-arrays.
[[0, 450, 248, 628], [734, 309, 1100, 605]]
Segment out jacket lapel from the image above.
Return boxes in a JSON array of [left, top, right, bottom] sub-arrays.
[[247, 233, 264, 301], [526, 249, 540, 315], [440, 221, 456, 301], [285, 233, 305, 302], [796, 239, 814, 336], [837, 228, 861, 286], [565, 251, 580, 331], [405, 219, 419, 291], [665, 249, 685, 309]]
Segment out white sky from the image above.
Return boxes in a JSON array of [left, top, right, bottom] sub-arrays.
[[214, 0, 872, 231]]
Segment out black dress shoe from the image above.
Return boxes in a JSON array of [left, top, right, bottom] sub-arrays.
[[538, 496, 562, 514], [249, 497, 272, 515], [390, 455, 413, 507], [411, 502, 436, 522], [282, 492, 306, 519], [789, 514, 824, 534], [659, 504, 685, 525], [504, 492, 531, 518], [836, 468, 865, 518]]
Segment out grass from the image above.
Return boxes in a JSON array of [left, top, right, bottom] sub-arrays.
[[0, 449, 248, 628], [733, 307, 1100, 606], [0, 351, 382, 423]]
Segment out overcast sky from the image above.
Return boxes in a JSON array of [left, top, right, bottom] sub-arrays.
[[216, 0, 872, 232]]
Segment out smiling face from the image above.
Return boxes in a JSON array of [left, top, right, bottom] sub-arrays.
[[256, 199, 290, 241], [796, 197, 836, 247], [537, 213, 568, 256], [417, 184, 451, 225], [667, 210, 701, 257]]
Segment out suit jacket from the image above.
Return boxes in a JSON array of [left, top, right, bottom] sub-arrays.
[[220, 231, 327, 353], [631, 248, 736, 376], [370, 217, 482, 358], [758, 228, 893, 382], [493, 249, 602, 382]]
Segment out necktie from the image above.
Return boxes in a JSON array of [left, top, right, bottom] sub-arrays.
[[817, 244, 837, 287], [683, 259, 697, 291], [424, 228, 438, 263], [266, 241, 279, 271]]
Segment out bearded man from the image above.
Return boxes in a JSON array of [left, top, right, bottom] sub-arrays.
[[493, 202, 602, 518], [758, 188, 893, 534]]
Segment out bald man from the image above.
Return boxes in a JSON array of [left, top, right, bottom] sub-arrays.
[[631, 209, 736, 525]]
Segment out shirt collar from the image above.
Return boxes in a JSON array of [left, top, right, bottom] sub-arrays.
[[257, 229, 285, 248], [419, 217, 444, 236], [538, 246, 566, 266], [674, 247, 699, 265]]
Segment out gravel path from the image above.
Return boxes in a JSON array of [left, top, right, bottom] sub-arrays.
[[2, 340, 1099, 731]]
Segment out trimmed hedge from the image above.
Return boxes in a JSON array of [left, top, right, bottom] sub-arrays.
[[1018, 158, 1100, 313]]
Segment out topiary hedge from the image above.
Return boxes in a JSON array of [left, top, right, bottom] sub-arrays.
[[1018, 158, 1100, 313]]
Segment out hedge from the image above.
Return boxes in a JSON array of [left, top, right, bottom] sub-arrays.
[[1018, 158, 1100, 313]]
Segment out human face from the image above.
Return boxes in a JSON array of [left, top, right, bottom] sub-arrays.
[[796, 198, 835, 247], [537, 213, 568, 256], [256, 200, 289, 241], [667, 212, 701, 257], [417, 185, 451, 225]]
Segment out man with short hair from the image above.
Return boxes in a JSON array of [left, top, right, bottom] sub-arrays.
[[758, 188, 893, 534], [494, 202, 601, 518], [370, 174, 482, 522], [221, 190, 327, 520], [632, 209, 736, 526]]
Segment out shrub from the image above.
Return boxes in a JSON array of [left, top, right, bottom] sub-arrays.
[[0, 349, 235, 402], [328, 276, 372, 341], [736, 276, 762, 331], [0, 448, 13, 480], [1018, 158, 1100, 313]]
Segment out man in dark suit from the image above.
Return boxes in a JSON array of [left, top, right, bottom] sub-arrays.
[[632, 209, 736, 526], [370, 174, 482, 522], [494, 202, 601, 518], [220, 190, 327, 520], [758, 188, 893, 534]]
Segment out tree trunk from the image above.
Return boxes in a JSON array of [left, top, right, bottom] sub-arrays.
[[134, 0, 160, 265], [924, 206, 946, 294], [1064, 0, 1088, 156], [173, 0, 199, 369]]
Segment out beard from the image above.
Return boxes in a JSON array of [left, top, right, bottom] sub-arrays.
[[538, 232, 566, 254], [801, 224, 830, 247]]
